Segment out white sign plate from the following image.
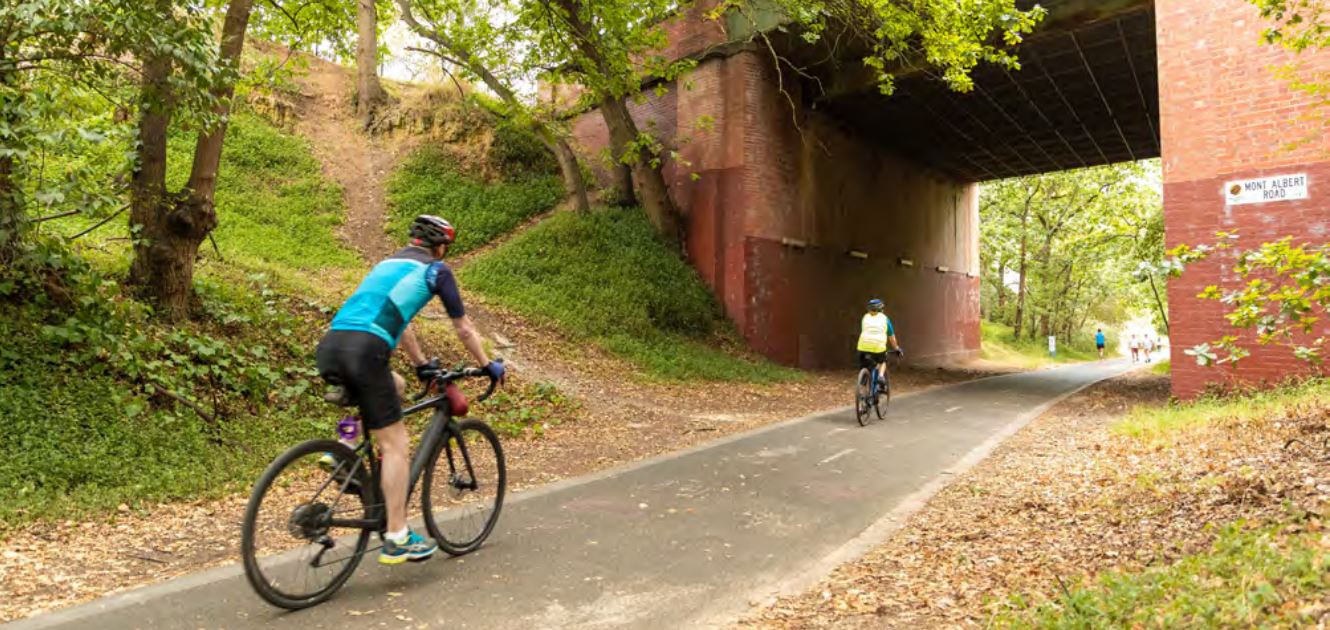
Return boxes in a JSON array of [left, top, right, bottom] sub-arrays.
[[1224, 173, 1309, 205]]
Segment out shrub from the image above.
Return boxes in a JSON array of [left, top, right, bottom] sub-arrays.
[[460, 208, 800, 382], [386, 145, 562, 254]]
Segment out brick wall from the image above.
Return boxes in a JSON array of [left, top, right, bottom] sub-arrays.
[[568, 50, 981, 368], [1158, 0, 1330, 397]]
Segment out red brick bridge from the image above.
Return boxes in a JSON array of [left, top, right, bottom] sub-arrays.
[[561, 0, 1330, 397]]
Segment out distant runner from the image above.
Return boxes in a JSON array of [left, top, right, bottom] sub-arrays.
[[1095, 328, 1106, 359]]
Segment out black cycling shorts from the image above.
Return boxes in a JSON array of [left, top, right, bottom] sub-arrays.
[[858, 351, 887, 370], [316, 330, 402, 430]]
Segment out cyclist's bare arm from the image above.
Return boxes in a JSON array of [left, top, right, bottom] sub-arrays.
[[398, 320, 491, 368], [399, 324, 429, 366], [889, 335, 900, 351], [450, 315, 491, 367]]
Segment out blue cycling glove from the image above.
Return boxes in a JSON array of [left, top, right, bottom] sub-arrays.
[[484, 360, 506, 382]]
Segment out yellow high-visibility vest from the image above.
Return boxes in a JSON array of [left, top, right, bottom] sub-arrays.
[[857, 313, 891, 353]]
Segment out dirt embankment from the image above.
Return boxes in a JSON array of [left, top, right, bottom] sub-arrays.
[[293, 57, 403, 261]]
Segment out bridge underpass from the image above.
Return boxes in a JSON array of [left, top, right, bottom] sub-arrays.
[[566, 0, 1330, 397]]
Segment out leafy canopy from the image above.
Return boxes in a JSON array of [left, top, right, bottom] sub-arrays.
[[751, 0, 1047, 94]]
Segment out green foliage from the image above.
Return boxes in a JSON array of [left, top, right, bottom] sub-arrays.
[[732, 0, 1046, 95], [460, 208, 799, 382], [0, 0, 223, 259], [980, 161, 1164, 340], [979, 320, 1104, 368], [1250, 0, 1330, 52], [386, 144, 562, 254], [1113, 377, 1330, 442], [172, 112, 362, 275], [0, 113, 358, 527], [0, 240, 334, 527], [491, 120, 559, 178], [483, 381, 580, 438], [1151, 359, 1171, 375], [993, 516, 1330, 629], [1168, 236, 1330, 367]]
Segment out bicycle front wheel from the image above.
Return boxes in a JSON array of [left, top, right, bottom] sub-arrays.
[[423, 418, 506, 556], [241, 439, 372, 610], [855, 368, 872, 426]]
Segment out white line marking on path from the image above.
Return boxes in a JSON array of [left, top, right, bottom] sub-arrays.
[[818, 449, 855, 466], [826, 428, 848, 436], [945, 406, 963, 413]]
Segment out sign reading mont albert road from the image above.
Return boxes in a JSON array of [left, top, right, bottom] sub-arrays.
[[1224, 173, 1309, 206]]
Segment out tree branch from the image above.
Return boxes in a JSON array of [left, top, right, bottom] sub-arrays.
[[32, 210, 81, 223], [68, 204, 128, 241], [148, 381, 219, 425]]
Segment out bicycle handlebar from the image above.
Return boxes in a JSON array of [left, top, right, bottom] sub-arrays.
[[411, 360, 502, 404]]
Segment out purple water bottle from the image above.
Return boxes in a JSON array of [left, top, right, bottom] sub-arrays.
[[337, 416, 361, 448]]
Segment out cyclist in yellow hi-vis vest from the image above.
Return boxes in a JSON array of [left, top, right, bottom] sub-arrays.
[[857, 299, 902, 392]]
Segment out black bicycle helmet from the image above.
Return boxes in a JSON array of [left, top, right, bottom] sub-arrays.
[[410, 215, 455, 247]]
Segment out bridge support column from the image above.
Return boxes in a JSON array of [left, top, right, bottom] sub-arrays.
[[1159, 0, 1330, 397], [570, 50, 980, 369]]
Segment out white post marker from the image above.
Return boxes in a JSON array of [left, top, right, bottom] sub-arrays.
[[1048, 335, 1056, 358], [1224, 173, 1309, 205]]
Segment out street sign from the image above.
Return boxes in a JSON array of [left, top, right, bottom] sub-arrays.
[[1224, 173, 1309, 206]]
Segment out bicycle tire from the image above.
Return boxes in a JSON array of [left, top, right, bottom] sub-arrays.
[[423, 418, 506, 556], [855, 368, 872, 426], [874, 368, 890, 420], [241, 439, 371, 610]]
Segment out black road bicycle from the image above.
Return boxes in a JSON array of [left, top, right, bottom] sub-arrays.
[[241, 364, 505, 610], [855, 349, 903, 426]]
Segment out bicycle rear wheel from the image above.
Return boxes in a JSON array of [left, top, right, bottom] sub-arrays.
[[423, 418, 506, 556], [855, 369, 872, 426], [874, 368, 890, 420], [241, 439, 372, 610]]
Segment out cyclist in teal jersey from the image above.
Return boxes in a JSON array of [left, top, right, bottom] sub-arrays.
[[316, 215, 505, 564]]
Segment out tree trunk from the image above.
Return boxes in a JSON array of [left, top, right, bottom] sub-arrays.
[[550, 0, 682, 247], [127, 43, 179, 308], [356, 0, 385, 128], [0, 46, 21, 265], [127, 0, 254, 320], [540, 128, 590, 212], [995, 259, 1006, 313], [0, 152, 19, 266], [395, 0, 590, 213], [1013, 211, 1029, 338], [611, 163, 636, 206], [599, 96, 681, 248], [1146, 273, 1170, 335]]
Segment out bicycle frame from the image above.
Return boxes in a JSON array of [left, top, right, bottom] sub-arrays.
[[326, 396, 470, 534]]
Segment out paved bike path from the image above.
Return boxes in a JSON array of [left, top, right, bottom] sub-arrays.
[[8, 360, 1133, 629]]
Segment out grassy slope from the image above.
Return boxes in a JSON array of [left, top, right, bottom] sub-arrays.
[[1000, 518, 1329, 629], [385, 145, 563, 255], [979, 320, 1105, 368], [460, 209, 800, 382], [997, 379, 1330, 628], [0, 113, 360, 527], [1115, 377, 1330, 442]]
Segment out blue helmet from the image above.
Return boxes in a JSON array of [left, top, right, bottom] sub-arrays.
[[867, 299, 884, 312]]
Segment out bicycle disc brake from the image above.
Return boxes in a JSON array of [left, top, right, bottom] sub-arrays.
[[287, 502, 333, 540]]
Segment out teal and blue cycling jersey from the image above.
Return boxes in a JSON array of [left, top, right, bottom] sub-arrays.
[[330, 247, 465, 348]]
